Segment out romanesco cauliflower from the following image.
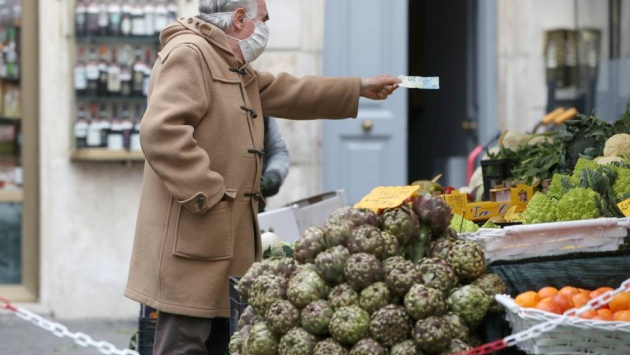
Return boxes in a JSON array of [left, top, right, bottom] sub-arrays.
[[546, 173, 577, 201], [612, 167, 630, 198], [450, 213, 479, 233], [523, 192, 557, 224], [572, 158, 599, 180], [556, 187, 601, 221]]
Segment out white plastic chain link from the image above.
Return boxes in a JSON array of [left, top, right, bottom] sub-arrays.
[[1, 300, 139, 355], [503, 277, 630, 348]]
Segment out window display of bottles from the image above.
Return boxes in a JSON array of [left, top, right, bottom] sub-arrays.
[[72, 0, 177, 156], [75, 0, 178, 38]]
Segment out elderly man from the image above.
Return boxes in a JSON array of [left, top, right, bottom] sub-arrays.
[[124, 0, 400, 353]]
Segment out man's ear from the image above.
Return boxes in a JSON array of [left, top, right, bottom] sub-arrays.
[[232, 8, 247, 30]]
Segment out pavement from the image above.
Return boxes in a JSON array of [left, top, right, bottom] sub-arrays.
[[0, 313, 140, 355]]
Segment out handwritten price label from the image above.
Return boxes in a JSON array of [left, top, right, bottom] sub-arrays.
[[619, 198, 630, 217], [354, 186, 420, 212]]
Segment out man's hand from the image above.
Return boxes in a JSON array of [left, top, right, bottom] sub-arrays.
[[360, 75, 402, 100], [260, 170, 282, 198]]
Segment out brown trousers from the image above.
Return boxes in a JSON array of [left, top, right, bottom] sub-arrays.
[[153, 312, 230, 355]]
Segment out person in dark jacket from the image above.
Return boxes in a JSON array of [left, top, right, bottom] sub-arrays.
[[259, 115, 290, 212]]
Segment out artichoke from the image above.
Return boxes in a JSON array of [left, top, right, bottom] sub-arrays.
[[344, 253, 383, 292], [329, 306, 371, 346], [287, 268, 330, 309], [229, 329, 245, 354], [329, 283, 359, 310], [315, 245, 350, 285], [314, 338, 349, 355], [263, 257, 297, 281], [428, 237, 457, 260], [237, 262, 266, 303], [412, 194, 452, 233], [349, 338, 386, 355], [418, 257, 458, 294], [446, 240, 486, 283], [390, 340, 420, 355], [404, 284, 447, 320], [379, 206, 420, 246], [245, 322, 278, 355], [385, 259, 422, 297], [249, 274, 286, 316], [294, 227, 327, 264], [326, 206, 353, 225], [301, 300, 334, 336], [382, 256, 406, 276], [359, 282, 393, 315], [470, 273, 508, 313], [442, 312, 469, 342], [265, 300, 300, 337], [324, 220, 355, 248], [447, 284, 491, 330], [278, 327, 318, 355], [380, 230, 401, 259], [439, 338, 472, 355], [369, 304, 412, 347], [412, 316, 452, 354], [348, 207, 380, 228], [348, 225, 386, 259], [237, 305, 255, 330]]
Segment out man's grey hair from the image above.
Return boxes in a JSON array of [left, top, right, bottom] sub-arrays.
[[199, 0, 258, 31]]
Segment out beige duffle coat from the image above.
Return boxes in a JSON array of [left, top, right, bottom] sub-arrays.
[[124, 18, 360, 318]]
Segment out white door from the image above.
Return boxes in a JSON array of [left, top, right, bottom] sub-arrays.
[[322, 0, 409, 204]]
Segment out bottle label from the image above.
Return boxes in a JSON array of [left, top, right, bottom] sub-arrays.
[[85, 65, 99, 80], [87, 127, 102, 147], [74, 68, 88, 90], [121, 18, 131, 35], [108, 70, 122, 92], [132, 18, 145, 36], [76, 13, 86, 25]]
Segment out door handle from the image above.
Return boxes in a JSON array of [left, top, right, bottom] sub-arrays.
[[362, 120, 374, 133], [461, 120, 478, 131]]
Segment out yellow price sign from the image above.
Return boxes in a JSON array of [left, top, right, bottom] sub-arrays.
[[354, 186, 420, 212], [619, 198, 630, 217]]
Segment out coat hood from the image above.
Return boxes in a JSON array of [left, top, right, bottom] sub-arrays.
[[160, 17, 237, 60]]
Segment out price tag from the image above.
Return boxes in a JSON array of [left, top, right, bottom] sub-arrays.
[[354, 186, 420, 212], [619, 198, 630, 217]]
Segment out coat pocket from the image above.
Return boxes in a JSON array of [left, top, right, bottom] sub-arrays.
[[173, 199, 234, 260]]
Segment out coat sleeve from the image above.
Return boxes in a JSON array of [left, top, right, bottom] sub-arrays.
[[262, 116, 290, 181], [256, 71, 361, 120], [140, 44, 226, 215]]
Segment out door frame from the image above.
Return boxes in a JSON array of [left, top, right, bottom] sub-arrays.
[[476, 0, 498, 145]]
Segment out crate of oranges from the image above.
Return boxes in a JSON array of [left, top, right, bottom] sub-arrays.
[[496, 284, 630, 354]]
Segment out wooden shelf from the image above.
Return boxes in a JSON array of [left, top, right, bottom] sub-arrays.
[[70, 149, 144, 162], [76, 96, 148, 104], [0, 189, 23, 203], [76, 35, 159, 46]]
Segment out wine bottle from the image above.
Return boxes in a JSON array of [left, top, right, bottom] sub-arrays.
[[144, 0, 156, 37], [131, 0, 145, 37], [167, 0, 178, 24], [120, 1, 132, 36], [85, 48, 100, 97], [142, 48, 152, 97], [74, 47, 88, 97], [99, 104, 111, 148], [97, 45, 109, 97], [107, 104, 124, 150], [75, 0, 87, 36], [107, 47, 122, 96], [132, 47, 146, 96], [120, 46, 132, 97], [108, 0, 122, 36], [98, 1, 109, 36], [86, 0, 100, 36], [154, 0, 168, 35], [75, 105, 89, 149], [86, 102, 102, 147]]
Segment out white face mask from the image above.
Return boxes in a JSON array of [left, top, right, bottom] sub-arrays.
[[227, 17, 269, 63]]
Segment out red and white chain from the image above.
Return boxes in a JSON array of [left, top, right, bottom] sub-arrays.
[[0, 297, 139, 355], [453, 277, 630, 355]]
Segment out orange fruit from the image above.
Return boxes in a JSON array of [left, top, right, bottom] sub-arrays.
[[590, 287, 614, 299], [609, 292, 630, 313], [551, 294, 575, 313], [558, 286, 580, 297], [539, 297, 552, 303], [572, 293, 590, 308], [515, 291, 541, 308], [597, 309, 613, 320], [537, 286, 559, 299], [579, 310, 597, 319], [534, 300, 562, 315], [578, 288, 591, 297], [612, 310, 630, 321]]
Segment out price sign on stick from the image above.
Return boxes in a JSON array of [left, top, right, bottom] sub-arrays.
[[354, 186, 420, 212], [619, 198, 630, 217]]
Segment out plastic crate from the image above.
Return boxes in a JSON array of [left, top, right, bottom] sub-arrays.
[[138, 304, 158, 355], [229, 276, 248, 338]]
